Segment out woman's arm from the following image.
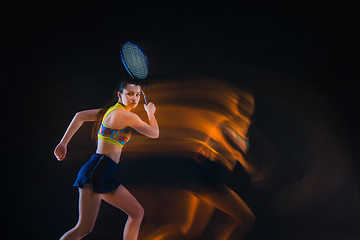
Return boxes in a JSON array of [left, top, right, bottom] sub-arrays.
[[125, 102, 159, 139], [54, 109, 100, 161]]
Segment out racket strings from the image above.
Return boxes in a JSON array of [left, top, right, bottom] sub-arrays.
[[122, 44, 149, 79]]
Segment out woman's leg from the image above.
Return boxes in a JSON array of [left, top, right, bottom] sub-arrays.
[[60, 185, 102, 240], [101, 185, 144, 240]]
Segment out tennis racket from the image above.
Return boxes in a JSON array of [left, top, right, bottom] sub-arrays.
[[120, 41, 149, 104]]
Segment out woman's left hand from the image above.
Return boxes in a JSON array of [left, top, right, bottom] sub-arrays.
[[54, 142, 67, 161]]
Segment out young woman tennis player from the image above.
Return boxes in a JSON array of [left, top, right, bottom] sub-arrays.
[[54, 77, 159, 240]]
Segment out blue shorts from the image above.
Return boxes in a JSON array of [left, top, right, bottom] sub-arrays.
[[73, 153, 121, 193]]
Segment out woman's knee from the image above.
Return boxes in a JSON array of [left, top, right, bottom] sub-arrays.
[[130, 204, 144, 220], [137, 205, 145, 219], [74, 223, 95, 237]]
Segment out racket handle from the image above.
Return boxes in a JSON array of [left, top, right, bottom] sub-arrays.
[[141, 90, 148, 105]]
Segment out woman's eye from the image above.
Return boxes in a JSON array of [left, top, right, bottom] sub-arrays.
[[128, 93, 134, 96]]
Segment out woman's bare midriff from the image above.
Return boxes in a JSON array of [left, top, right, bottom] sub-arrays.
[[96, 139, 123, 163]]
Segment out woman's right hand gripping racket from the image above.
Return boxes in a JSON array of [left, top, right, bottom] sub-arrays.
[[120, 41, 150, 104]]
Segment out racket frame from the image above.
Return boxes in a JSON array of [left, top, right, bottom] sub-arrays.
[[120, 41, 149, 105], [120, 41, 150, 80]]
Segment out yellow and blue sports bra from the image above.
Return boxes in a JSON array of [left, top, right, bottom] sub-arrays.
[[97, 103, 132, 147]]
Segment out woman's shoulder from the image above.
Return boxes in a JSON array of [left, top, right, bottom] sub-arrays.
[[111, 108, 133, 116], [110, 108, 140, 121]]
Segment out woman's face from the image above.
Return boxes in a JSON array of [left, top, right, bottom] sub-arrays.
[[118, 84, 141, 109]]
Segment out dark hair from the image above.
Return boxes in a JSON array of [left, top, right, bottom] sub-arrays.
[[92, 77, 142, 141]]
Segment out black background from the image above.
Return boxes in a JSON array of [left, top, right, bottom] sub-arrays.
[[3, 1, 359, 239]]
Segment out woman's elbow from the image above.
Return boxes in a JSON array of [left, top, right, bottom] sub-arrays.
[[149, 130, 159, 139], [74, 110, 97, 122], [151, 133, 159, 139], [75, 112, 84, 121]]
